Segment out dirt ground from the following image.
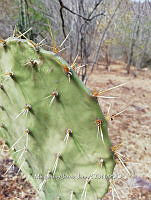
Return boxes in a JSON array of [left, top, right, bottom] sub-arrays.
[[0, 63, 151, 199], [87, 63, 151, 200]]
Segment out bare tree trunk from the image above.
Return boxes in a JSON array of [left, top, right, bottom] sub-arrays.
[[123, 48, 128, 63], [90, 0, 123, 73], [126, 38, 135, 74], [126, 9, 140, 74], [104, 45, 111, 71]]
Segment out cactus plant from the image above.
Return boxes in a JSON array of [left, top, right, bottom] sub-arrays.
[[0, 37, 115, 200]]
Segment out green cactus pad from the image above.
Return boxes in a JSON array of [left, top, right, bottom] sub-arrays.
[[0, 37, 115, 200]]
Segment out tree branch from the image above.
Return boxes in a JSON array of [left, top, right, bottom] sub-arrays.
[[90, 0, 123, 73], [58, 0, 105, 22], [59, 0, 66, 38]]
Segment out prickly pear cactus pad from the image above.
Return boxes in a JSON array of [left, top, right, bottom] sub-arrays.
[[0, 37, 115, 200]]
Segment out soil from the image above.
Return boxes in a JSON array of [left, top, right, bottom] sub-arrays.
[[87, 63, 151, 200], [0, 63, 151, 200]]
